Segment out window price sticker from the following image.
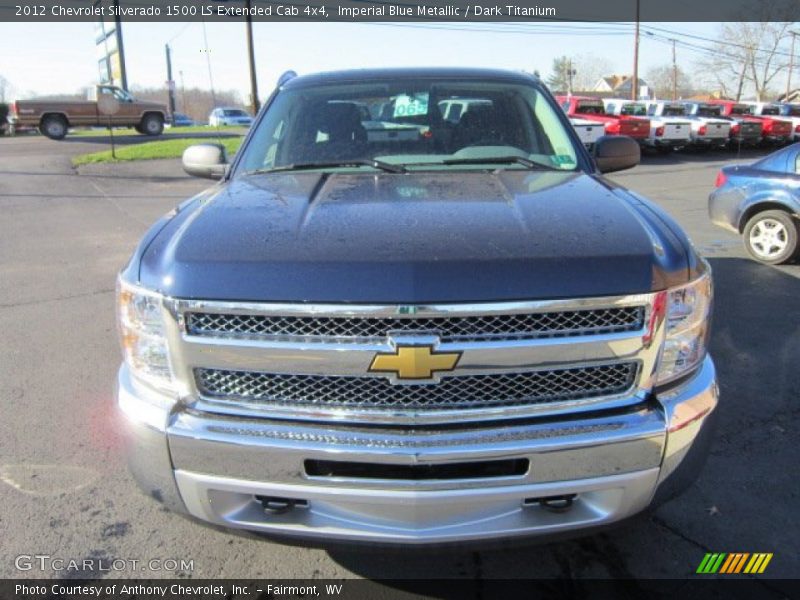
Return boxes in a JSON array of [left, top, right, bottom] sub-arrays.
[[393, 93, 429, 118]]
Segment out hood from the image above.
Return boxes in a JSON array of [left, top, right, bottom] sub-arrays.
[[138, 170, 689, 303]]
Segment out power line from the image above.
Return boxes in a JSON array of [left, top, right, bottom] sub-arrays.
[[647, 32, 786, 70], [643, 23, 798, 59]]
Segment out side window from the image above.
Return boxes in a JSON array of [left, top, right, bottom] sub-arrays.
[[111, 88, 132, 102], [448, 103, 463, 123], [647, 104, 656, 116], [264, 119, 285, 166], [606, 103, 616, 114], [532, 93, 577, 169], [795, 153, 800, 175]]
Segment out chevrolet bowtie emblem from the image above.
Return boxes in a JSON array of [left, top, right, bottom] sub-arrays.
[[369, 345, 461, 380]]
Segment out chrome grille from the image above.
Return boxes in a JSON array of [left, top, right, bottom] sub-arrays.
[[185, 306, 644, 342], [195, 363, 638, 411]]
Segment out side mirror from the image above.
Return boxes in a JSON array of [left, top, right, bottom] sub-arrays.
[[182, 143, 228, 179], [593, 135, 640, 174]]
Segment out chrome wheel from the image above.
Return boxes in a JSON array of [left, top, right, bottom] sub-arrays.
[[748, 218, 788, 259]]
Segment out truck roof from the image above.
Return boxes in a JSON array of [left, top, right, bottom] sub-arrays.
[[282, 67, 539, 89], [557, 95, 603, 102]]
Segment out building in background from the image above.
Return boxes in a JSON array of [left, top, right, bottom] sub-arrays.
[[593, 75, 650, 99]]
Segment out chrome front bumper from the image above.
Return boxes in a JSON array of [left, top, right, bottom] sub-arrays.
[[117, 356, 718, 544]]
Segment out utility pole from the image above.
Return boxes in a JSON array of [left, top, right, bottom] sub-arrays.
[[787, 31, 798, 101], [244, 0, 260, 115], [165, 44, 177, 122], [671, 39, 677, 101], [112, 0, 128, 91], [631, 0, 640, 100], [567, 59, 574, 94], [179, 70, 186, 113]]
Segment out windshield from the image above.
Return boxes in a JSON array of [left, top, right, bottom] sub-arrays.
[[576, 101, 605, 115], [620, 103, 647, 116], [236, 78, 579, 174], [697, 106, 722, 117], [661, 105, 686, 116]]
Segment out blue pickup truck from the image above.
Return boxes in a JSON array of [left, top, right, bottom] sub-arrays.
[[116, 68, 717, 545]]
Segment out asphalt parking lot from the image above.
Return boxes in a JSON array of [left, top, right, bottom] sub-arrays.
[[1, 134, 798, 589]]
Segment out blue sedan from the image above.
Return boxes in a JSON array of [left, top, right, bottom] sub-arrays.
[[709, 143, 800, 264]]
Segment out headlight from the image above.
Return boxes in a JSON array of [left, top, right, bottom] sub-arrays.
[[116, 276, 175, 392], [656, 271, 713, 385]]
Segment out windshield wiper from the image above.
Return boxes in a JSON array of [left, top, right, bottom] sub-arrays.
[[251, 159, 406, 175], [438, 156, 559, 170]]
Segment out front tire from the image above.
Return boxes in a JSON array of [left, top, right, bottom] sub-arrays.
[[742, 210, 799, 265], [139, 113, 164, 136], [40, 115, 68, 140]]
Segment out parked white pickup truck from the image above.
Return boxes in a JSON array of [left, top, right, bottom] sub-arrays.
[[605, 99, 691, 153], [569, 117, 604, 150], [678, 102, 732, 149], [776, 103, 800, 141]]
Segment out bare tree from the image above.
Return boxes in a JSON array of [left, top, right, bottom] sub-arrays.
[[695, 18, 795, 101], [570, 54, 615, 92], [645, 64, 694, 99], [0, 75, 12, 103]]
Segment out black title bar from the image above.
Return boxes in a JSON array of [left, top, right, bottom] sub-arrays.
[[2, 0, 799, 22]]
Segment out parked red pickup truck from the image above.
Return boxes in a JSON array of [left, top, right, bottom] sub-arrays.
[[741, 102, 793, 145], [557, 95, 649, 141]]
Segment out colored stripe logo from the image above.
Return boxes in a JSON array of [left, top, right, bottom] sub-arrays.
[[696, 553, 773, 574]]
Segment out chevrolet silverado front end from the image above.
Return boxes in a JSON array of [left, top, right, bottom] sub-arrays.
[[116, 68, 718, 545]]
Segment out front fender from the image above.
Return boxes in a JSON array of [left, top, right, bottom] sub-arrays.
[[736, 187, 800, 231]]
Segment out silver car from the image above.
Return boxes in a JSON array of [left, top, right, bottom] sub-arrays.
[[209, 107, 253, 127]]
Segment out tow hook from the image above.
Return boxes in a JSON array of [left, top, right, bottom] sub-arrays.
[[524, 494, 577, 513], [256, 496, 308, 515]]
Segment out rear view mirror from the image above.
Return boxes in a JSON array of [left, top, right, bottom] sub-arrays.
[[594, 136, 640, 174], [182, 144, 228, 179]]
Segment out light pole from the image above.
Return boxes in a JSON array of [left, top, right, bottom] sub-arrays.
[[111, 0, 128, 90], [179, 70, 186, 113], [567, 59, 576, 94], [631, 0, 640, 100], [244, 0, 260, 115], [672, 39, 677, 101], [165, 44, 177, 121]]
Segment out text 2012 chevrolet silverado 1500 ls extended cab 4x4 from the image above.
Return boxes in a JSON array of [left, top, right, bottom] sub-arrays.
[[116, 68, 718, 545]]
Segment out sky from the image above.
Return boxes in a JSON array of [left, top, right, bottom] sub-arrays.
[[0, 21, 781, 103]]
